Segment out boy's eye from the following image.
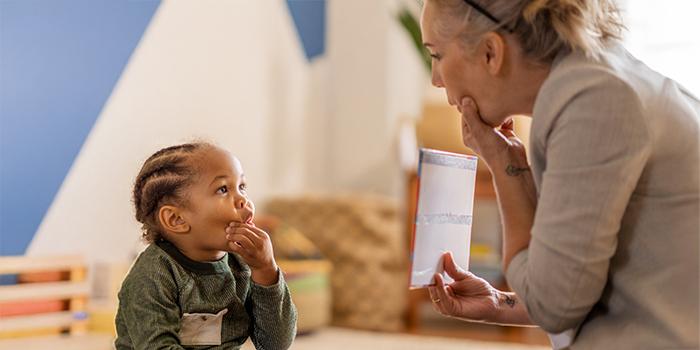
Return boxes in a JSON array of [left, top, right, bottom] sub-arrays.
[[430, 53, 441, 60], [216, 185, 228, 194], [239, 183, 247, 192]]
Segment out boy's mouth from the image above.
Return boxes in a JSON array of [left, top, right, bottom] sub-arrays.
[[242, 212, 254, 224]]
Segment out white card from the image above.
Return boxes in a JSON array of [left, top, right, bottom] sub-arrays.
[[409, 149, 477, 288]]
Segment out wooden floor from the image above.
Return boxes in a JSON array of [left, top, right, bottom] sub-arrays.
[[0, 328, 549, 350], [411, 302, 551, 346], [411, 322, 551, 346], [0, 300, 551, 350]]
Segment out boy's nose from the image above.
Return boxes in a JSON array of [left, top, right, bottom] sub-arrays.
[[235, 196, 247, 209]]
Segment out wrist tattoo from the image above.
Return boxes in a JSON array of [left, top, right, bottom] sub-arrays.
[[505, 164, 529, 177], [502, 294, 517, 308]]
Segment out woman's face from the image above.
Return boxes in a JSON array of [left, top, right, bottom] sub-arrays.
[[420, 2, 506, 127]]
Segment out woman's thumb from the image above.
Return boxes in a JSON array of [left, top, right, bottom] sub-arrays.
[[443, 252, 469, 280]]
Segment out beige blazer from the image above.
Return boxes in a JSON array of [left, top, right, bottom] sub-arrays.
[[505, 44, 700, 349]]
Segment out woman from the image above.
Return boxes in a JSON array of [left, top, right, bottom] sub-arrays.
[[420, 0, 699, 349]]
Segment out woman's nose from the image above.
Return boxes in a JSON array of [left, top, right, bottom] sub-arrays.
[[431, 69, 444, 88]]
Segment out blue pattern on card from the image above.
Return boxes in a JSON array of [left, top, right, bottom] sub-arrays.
[[415, 214, 472, 226], [421, 150, 477, 170]]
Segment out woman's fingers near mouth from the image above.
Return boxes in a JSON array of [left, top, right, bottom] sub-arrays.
[[502, 118, 514, 130], [461, 97, 477, 111]]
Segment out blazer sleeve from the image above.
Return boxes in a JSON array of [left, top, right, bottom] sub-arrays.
[[505, 75, 651, 333]]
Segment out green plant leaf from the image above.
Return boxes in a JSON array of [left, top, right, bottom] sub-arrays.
[[396, 7, 432, 74]]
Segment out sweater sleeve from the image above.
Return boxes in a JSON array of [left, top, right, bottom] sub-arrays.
[[505, 75, 651, 333], [246, 269, 297, 350], [115, 262, 186, 350]]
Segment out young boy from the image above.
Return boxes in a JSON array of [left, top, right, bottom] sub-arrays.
[[115, 142, 296, 349]]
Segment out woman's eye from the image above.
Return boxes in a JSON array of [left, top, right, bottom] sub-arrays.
[[216, 185, 228, 194], [430, 53, 441, 61]]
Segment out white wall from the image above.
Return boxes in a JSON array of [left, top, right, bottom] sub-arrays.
[[323, 0, 426, 197], [621, 0, 700, 94], [27, 0, 429, 264], [28, 0, 310, 263]]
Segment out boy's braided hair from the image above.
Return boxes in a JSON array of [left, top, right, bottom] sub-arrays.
[[132, 142, 212, 243]]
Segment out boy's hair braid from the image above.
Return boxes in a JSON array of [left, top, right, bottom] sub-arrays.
[[132, 143, 211, 243]]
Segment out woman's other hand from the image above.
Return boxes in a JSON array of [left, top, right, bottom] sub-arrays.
[[428, 252, 533, 326], [428, 252, 500, 322]]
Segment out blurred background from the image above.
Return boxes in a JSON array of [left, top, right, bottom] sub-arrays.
[[0, 0, 698, 349]]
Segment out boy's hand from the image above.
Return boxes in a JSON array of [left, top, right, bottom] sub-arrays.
[[225, 222, 279, 286]]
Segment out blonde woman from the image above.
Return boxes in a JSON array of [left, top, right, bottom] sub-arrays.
[[420, 0, 699, 349]]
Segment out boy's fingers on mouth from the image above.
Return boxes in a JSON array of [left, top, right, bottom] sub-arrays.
[[228, 241, 241, 252], [238, 229, 264, 246]]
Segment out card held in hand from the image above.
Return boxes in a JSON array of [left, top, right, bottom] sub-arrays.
[[409, 148, 478, 289]]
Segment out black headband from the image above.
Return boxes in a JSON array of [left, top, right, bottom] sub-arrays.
[[462, 0, 513, 32]]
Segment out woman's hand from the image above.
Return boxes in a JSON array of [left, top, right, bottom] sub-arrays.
[[460, 97, 528, 171], [461, 98, 537, 270], [225, 222, 279, 286], [428, 252, 534, 326], [428, 252, 500, 322]]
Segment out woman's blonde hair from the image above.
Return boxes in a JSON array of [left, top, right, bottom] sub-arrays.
[[428, 0, 625, 62]]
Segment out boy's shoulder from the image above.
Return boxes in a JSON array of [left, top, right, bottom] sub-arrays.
[[120, 242, 187, 291]]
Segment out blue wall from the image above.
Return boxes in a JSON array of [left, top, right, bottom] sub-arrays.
[[0, 0, 327, 257], [0, 0, 160, 256], [286, 0, 326, 61]]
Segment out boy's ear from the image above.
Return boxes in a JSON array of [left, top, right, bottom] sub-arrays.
[[158, 205, 190, 234]]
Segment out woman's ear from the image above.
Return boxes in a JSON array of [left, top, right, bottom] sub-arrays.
[[480, 32, 506, 76], [158, 205, 191, 234]]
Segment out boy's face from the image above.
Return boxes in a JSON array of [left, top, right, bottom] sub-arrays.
[[181, 147, 254, 253]]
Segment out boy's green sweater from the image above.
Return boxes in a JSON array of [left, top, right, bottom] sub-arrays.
[[115, 240, 297, 350]]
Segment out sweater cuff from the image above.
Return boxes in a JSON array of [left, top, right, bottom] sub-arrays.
[[251, 268, 287, 296]]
